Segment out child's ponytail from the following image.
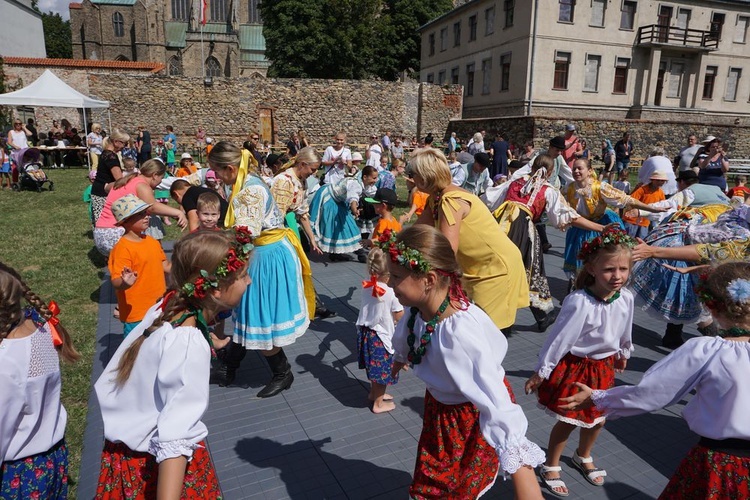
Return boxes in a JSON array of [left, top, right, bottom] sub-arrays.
[[0, 261, 80, 363]]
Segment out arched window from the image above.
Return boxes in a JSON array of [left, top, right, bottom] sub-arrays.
[[112, 12, 124, 37], [171, 0, 189, 20], [115, 55, 130, 61], [248, 0, 260, 23], [168, 55, 183, 76], [210, 0, 227, 22], [206, 56, 222, 77]]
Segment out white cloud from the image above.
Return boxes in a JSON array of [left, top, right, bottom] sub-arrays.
[[37, 0, 71, 21]]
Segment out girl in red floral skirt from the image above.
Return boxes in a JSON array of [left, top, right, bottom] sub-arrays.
[[95, 229, 254, 499], [525, 227, 636, 497], [385, 225, 545, 499], [561, 261, 750, 500]]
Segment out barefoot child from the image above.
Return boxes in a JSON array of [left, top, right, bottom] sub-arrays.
[[386, 225, 545, 498], [95, 229, 253, 498], [108, 194, 170, 336], [0, 262, 80, 498], [356, 247, 404, 413], [525, 227, 635, 497], [561, 261, 750, 499]]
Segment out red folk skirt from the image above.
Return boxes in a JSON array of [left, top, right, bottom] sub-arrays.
[[537, 352, 615, 427], [95, 440, 222, 499], [659, 443, 750, 500], [410, 390, 499, 499]]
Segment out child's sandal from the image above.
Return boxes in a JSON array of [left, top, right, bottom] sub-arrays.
[[538, 465, 569, 497], [572, 452, 607, 486]]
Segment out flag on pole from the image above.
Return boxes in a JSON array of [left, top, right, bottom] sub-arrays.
[[201, 0, 208, 25]]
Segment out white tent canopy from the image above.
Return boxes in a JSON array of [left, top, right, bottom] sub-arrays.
[[0, 69, 109, 108]]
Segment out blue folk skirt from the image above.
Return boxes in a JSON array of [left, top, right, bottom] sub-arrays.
[[0, 440, 68, 500], [233, 236, 309, 350], [309, 185, 361, 254], [357, 326, 399, 386], [563, 209, 624, 278], [631, 220, 702, 323]]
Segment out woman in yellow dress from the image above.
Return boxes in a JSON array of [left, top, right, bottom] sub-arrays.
[[411, 148, 528, 333]]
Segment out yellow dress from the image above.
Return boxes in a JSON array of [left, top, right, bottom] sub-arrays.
[[435, 190, 530, 330]]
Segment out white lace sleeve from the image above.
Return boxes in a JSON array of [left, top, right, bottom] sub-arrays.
[[545, 187, 579, 230], [593, 337, 713, 418], [535, 293, 589, 379], [345, 179, 364, 205], [448, 325, 546, 475], [599, 182, 633, 209], [150, 327, 211, 463], [233, 183, 268, 235]]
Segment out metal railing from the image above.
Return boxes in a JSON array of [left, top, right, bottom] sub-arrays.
[[637, 24, 719, 49]]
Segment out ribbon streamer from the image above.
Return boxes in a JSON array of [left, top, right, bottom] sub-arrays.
[[47, 301, 62, 347], [362, 275, 386, 298]]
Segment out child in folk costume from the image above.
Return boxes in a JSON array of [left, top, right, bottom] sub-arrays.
[[386, 225, 545, 499], [356, 246, 404, 413], [0, 262, 80, 499], [525, 227, 636, 497], [562, 261, 750, 499], [95, 229, 253, 498]]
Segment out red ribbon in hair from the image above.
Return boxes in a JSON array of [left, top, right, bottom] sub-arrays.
[[160, 290, 178, 310], [362, 275, 386, 298], [47, 301, 62, 347], [436, 270, 470, 310]]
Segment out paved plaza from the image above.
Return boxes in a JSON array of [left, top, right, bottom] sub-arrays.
[[78, 229, 700, 499]]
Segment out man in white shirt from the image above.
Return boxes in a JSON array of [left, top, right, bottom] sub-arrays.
[[390, 136, 404, 160], [322, 133, 352, 185], [676, 134, 701, 172], [366, 134, 382, 167]]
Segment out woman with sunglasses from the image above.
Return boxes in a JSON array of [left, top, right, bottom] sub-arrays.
[[7, 120, 32, 151], [91, 129, 130, 225]]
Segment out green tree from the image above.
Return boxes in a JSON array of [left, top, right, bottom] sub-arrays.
[[260, 0, 452, 80], [41, 12, 73, 59]]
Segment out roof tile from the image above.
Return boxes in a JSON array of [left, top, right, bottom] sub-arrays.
[[2, 57, 165, 73]]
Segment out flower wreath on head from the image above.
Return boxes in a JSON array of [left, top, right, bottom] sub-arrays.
[[181, 226, 254, 299], [694, 273, 750, 312], [375, 229, 469, 307], [578, 226, 636, 261]]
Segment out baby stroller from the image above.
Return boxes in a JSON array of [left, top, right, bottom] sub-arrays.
[[11, 148, 53, 192]]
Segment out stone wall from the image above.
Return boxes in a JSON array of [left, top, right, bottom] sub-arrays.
[[418, 84, 463, 139], [447, 115, 750, 159]]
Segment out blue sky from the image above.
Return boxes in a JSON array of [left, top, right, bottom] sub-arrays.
[[38, 0, 70, 20]]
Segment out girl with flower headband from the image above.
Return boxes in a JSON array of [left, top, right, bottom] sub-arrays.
[[561, 261, 750, 499], [0, 262, 79, 499], [525, 227, 636, 497], [94, 229, 253, 498], [387, 225, 545, 499], [355, 246, 404, 413]]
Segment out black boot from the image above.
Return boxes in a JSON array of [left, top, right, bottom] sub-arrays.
[[531, 307, 557, 332], [355, 247, 368, 263], [314, 295, 336, 320], [214, 341, 246, 387], [662, 323, 685, 349], [257, 349, 294, 398]]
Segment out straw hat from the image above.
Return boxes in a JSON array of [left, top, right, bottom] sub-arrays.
[[650, 171, 669, 181], [112, 194, 152, 225]]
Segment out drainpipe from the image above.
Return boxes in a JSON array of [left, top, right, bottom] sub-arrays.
[[527, 0, 539, 116]]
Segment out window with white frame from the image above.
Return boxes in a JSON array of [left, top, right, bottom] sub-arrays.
[[500, 53, 511, 91], [666, 62, 684, 98], [734, 15, 749, 43], [590, 0, 606, 27], [703, 66, 718, 99], [485, 7, 495, 35], [725, 67, 741, 101], [613, 57, 630, 93], [559, 0, 575, 23], [553, 51, 571, 90], [675, 8, 690, 31], [584, 54, 601, 91], [481, 58, 492, 94], [620, 1, 637, 30]]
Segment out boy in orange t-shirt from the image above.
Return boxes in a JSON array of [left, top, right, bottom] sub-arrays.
[[108, 194, 169, 336], [365, 188, 401, 245], [623, 171, 667, 240]]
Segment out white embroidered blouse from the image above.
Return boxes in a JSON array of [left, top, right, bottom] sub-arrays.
[[230, 174, 284, 234], [592, 336, 750, 440], [0, 323, 67, 461], [482, 177, 580, 229], [393, 304, 546, 475], [355, 281, 403, 353], [271, 169, 309, 217], [95, 304, 211, 463], [535, 289, 634, 380]]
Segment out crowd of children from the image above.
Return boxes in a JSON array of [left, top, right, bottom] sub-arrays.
[[5, 127, 750, 499]]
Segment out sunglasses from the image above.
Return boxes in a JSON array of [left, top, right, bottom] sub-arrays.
[[251, 136, 259, 140]]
